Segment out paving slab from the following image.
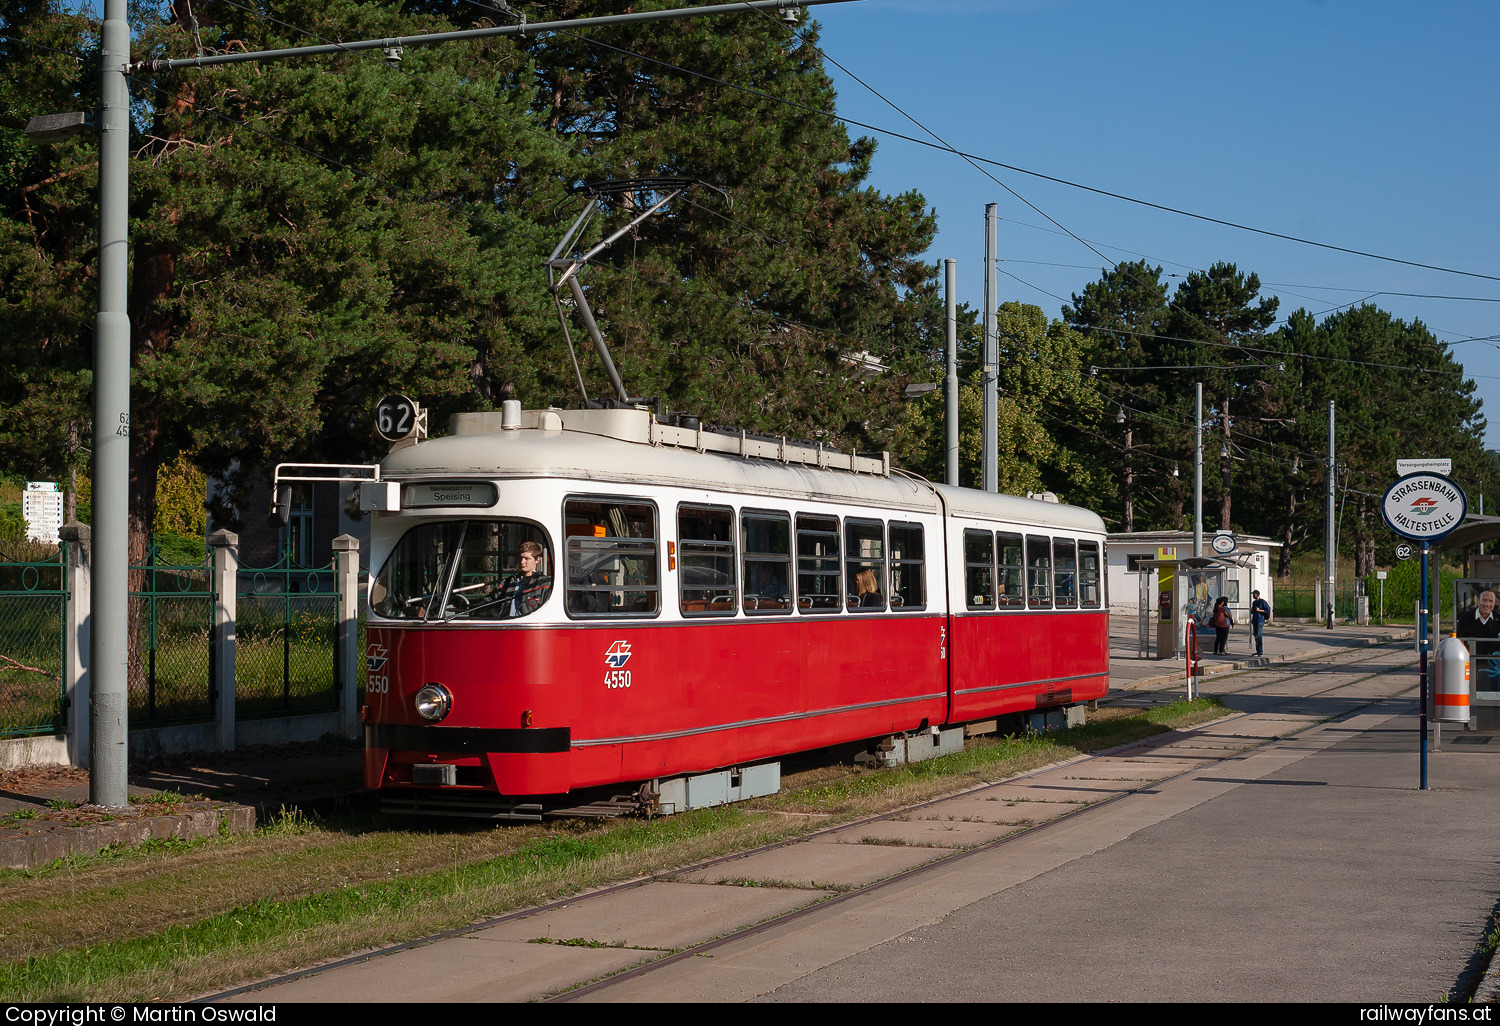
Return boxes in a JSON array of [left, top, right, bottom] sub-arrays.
[[675, 838, 944, 888], [900, 791, 1082, 826], [479, 880, 831, 949], [236, 880, 835, 1003], [231, 932, 650, 1004], [821, 817, 1015, 848], [1051, 763, 1179, 785]]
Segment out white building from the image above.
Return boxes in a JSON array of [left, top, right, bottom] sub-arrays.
[[1107, 530, 1280, 620]]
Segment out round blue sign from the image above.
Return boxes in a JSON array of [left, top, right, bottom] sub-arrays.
[[1381, 473, 1467, 542]]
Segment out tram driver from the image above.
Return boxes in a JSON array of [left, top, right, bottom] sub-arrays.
[[492, 541, 553, 618]]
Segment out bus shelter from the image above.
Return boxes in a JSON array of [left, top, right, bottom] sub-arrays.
[[1433, 514, 1500, 732], [1134, 554, 1251, 659]]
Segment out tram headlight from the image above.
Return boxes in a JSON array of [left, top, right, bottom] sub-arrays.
[[414, 683, 452, 722]]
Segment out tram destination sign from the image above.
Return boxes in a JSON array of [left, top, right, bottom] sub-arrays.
[[1381, 472, 1468, 542]]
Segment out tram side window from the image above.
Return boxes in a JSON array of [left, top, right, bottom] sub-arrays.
[[997, 533, 1025, 608], [1054, 538, 1078, 609], [846, 519, 886, 612], [1079, 541, 1102, 608], [564, 498, 659, 618], [742, 511, 792, 614], [889, 522, 925, 610], [679, 505, 737, 617], [965, 530, 994, 610], [1027, 535, 1053, 609], [796, 514, 841, 613], [370, 519, 553, 622]]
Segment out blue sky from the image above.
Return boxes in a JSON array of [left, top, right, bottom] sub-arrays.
[[813, 0, 1500, 448]]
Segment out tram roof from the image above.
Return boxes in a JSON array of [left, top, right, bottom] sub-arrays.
[[379, 407, 1104, 535], [933, 482, 1104, 534]]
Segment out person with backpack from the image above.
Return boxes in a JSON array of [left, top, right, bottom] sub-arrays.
[[1250, 590, 1271, 657], [1211, 596, 1233, 655]]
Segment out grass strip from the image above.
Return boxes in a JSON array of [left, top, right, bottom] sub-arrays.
[[0, 696, 1228, 1002], [0, 807, 807, 1001]]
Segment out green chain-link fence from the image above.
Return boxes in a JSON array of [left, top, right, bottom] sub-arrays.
[[236, 545, 339, 719], [131, 538, 213, 724], [0, 545, 67, 737]]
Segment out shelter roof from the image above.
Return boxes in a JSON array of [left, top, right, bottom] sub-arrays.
[[1439, 515, 1500, 551]]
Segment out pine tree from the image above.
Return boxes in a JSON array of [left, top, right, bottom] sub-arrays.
[[1063, 260, 1173, 530], [495, 0, 939, 445], [1, 0, 942, 560], [0, 1, 574, 557]]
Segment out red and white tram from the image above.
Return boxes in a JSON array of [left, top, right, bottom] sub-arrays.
[[357, 404, 1108, 817]]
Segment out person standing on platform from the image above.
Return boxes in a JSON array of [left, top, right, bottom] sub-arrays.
[[1210, 596, 1233, 655], [1250, 590, 1271, 657]]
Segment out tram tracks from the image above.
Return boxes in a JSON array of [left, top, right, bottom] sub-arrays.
[[211, 642, 1424, 1003], [1117, 638, 1415, 705], [540, 644, 1424, 1002]]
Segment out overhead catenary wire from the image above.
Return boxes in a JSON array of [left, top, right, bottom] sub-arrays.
[[542, 3, 1492, 383], [617, 2, 1500, 287], [11, 6, 1491, 391]]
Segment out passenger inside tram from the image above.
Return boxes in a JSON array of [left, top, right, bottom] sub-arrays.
[[852, 568, 884, 609]]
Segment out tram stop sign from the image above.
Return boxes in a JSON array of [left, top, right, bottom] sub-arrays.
[[1379, 471, 1466, 794], [1381, 473, 1467, 543]]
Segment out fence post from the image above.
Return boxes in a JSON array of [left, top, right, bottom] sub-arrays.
[[61, 523, 91, 769], [209, 530, 238, 751], [333, 534, 361, 739]]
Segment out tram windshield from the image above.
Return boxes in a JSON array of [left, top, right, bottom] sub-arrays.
[[369, 519, 553, 622]]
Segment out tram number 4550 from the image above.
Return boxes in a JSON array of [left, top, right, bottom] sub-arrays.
[[604, 669, 632, 689]]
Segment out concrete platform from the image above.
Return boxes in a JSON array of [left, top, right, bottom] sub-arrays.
[[210, 626, 1500, 1003]]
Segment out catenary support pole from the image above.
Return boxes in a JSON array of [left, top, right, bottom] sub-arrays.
[[1327, 400, 1336, 629], [1193, 382, 1203, 558], [90, 0, 131, 809], [945, 259, 958, 487], [982, 205, 998, 493]]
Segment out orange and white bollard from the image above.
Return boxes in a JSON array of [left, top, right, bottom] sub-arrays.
[[1435, 634, 1471, 724]]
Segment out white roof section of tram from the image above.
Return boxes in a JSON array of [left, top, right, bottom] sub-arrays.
[[379, 406, 1104, 535]]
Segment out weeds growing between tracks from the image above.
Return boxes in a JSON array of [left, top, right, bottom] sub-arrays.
[[0, 696, 1227, 1001]]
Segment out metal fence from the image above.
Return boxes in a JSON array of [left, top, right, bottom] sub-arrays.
[[1274, 583, 1365, 621], [0, 545, 67, 737], [1275, 581, 1431, 624], [0, 530, 357, 747], [235, 547, 340, 719], [131, 540, 214, 725]]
